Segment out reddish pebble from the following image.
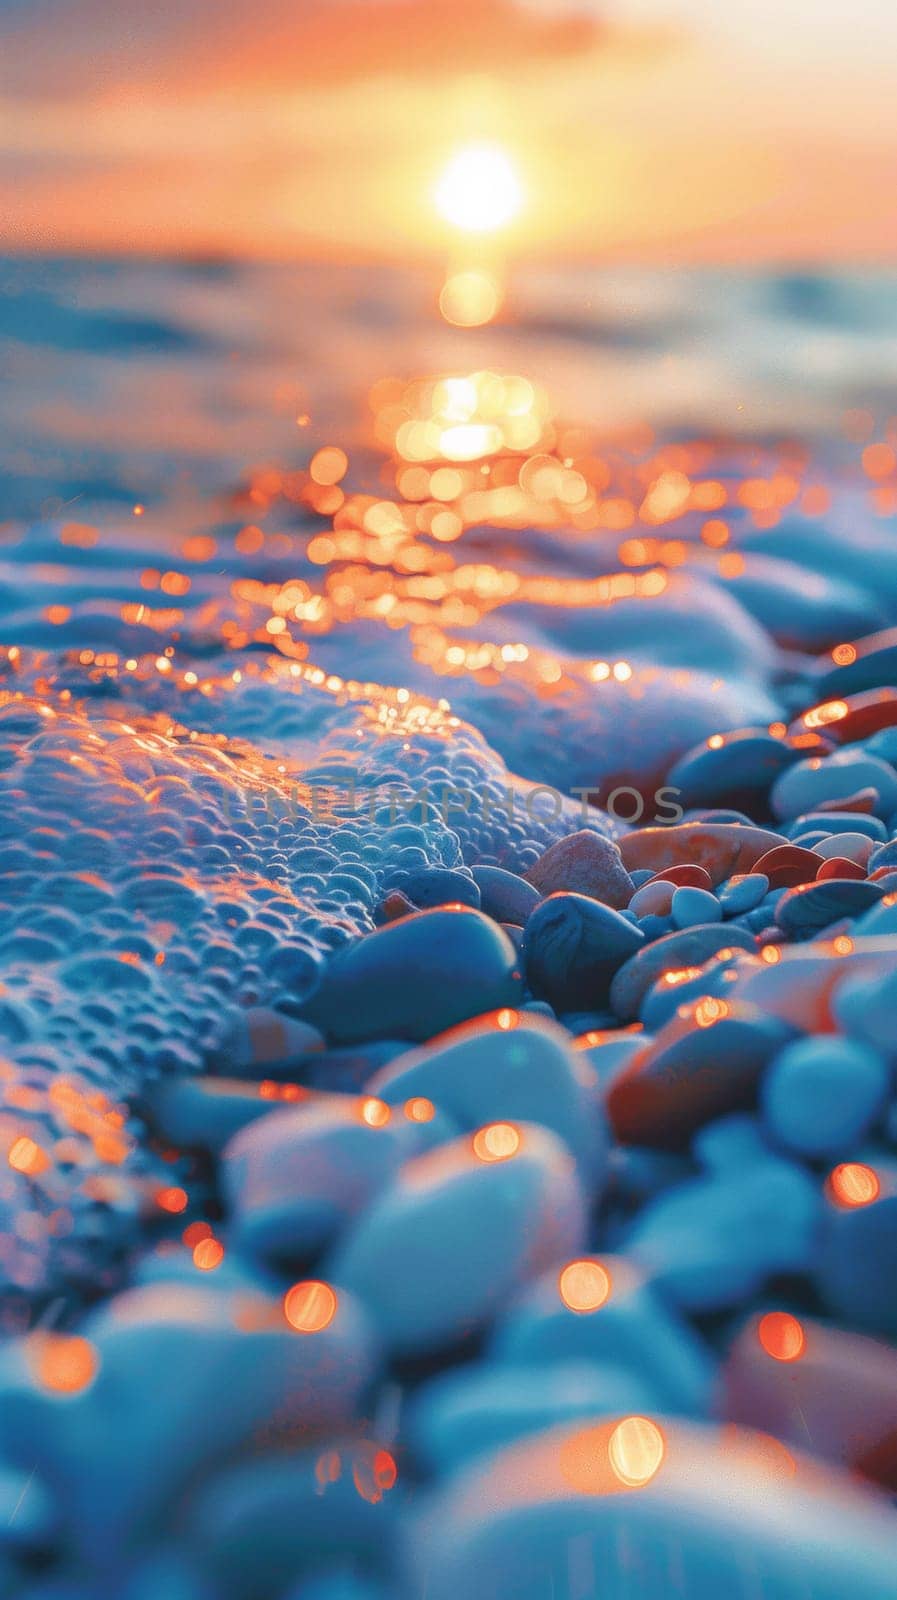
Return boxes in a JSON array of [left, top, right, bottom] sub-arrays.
[[752, 844, 822, 890], [788, 687, 897, 744], [816, 857, 867, 882], [646, 864, 713, 891], [378, 890, 417, 923], [813, 787, 879, 816]]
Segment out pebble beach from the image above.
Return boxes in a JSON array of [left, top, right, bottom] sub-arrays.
[[1, 258, 897, 1597]]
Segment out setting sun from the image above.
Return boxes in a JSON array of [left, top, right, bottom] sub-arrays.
[[435, 144, 524, 233]]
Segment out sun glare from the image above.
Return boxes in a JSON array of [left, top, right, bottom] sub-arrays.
[[435, 144, 523, 233]]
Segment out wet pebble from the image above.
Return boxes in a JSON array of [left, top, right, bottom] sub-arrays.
[[609, 922, 755, 1022], [524, 830, 634, 909], [762, 1035, 889, 1157], [366, 1009, 607, 1181], [670, 886, 722, 928], [522, 892, 643, 1012], [299, 908, 523, 1044], [607, 1001, 797, 1147], [329, 1123, 585, 1355], [471, 866, 541, 925]]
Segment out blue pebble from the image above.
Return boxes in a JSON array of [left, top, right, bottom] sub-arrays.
[[629, 869, 656, 887], [868, 838, 897, 872], [523, 892, 644, 1011], [635, 913, 673, 942], [389, 866, 480, 910], [862, 728, 897, 764], [718, 873, 769, 915], [785, 811, 887, 841], [762, 1035, 890, 1156], [670, 887, 722, 929], [775, 879, 884, 939], [818, 1158, 897, 1338], [771, 751, 897, 822]]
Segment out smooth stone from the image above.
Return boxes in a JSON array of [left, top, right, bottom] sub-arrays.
[[693, 1112, 771, 1173], [763, 1036, 889, 1157], [0, 1282, 378, 1567], [373, 889, 416, 925], [407, 1360, 658, 1477], [212, 1007, 326, 1076], [639, 949, 756, 1032], [471, 866, 541, 925], [786, 810, 887, 841], [774, 879, 884, 938], [298, 908, 523, 1044], [670, 886, 721, 928], [608, 1145, 692, 1204], [609, 923, 755, 1023], [187, 1444, 399, 1599], [625, 1153, 820, 1311], [730, 940, 897, 1033], [291, 1041, 412, 1095], [647, 864, 714, 890], [618, 823, 788, 886], [328, 1124, 585, 1355], [636, 911, 673, 941], [0, 1464, 58, 1555], [629, 880, 675, 919], [771, 750, 897, 822], [814, 627, 897, 698], [489, 1253, 712, 1414], [666, 730, 799, 810], [718, 873, 769, 914], [751, 844, 822, 889], [724, 1311, 897, 1489], [223, 1098, 452, 1264], [817, 1157, 897, 1337], [788, 686, 897, 746], [814, 785, 881, 815], [366, 1010, 607, 1182], [144, 1076, 353, 1155], [387, 866, 480, 910], [629, 869, 655, 887], [815, 855, 868, 880], [607, 1001, 797, 1148], [863, 726, 897, 764], [833, 966, 897, 1056], [868, 838, 897, 872], [524, 831, 634, 910], [854, 898, 897, 936], [574, 1033, 647, 1087], [405, 1417, 897, 1600], [790, 829, 834, 850], [522, 893, 643, 1012]]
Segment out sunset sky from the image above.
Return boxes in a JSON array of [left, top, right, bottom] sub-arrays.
[[1, 0, 896, 262]]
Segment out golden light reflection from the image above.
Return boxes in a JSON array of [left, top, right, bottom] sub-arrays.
[[284, 1279, 338, 1333], [435, 144, 523, 233], [32, 1334, 99, 1395], [404, 1096, 436, 1122], [827, 1162, 880, 1207], [559, 1259, 612, 1313], [439, 269, 502, 327], [758, 1311, 805, 1362], [360, 1096, 391, 1127], [472, 1121, 520, 1162], [608, 1417, 665, 1488]]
